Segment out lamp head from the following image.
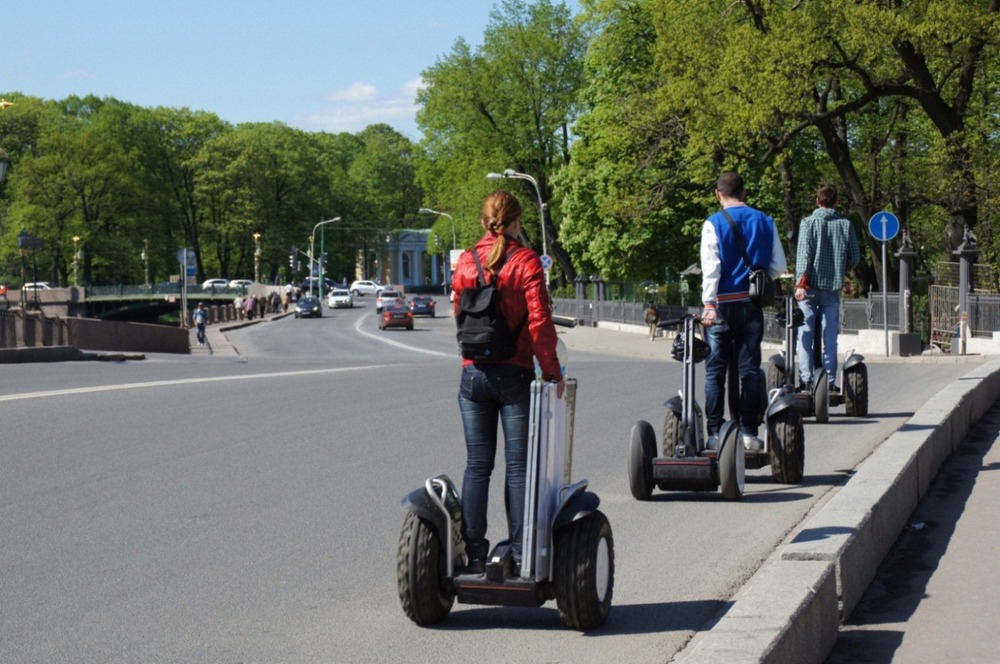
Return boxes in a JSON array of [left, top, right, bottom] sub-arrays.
[[418, 207, 436, 214], [486, 172, 503, 180]]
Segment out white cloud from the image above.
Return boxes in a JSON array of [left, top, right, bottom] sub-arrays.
[[400, 77, 425, 97], [325, 82, 378, 103], [61, 69, 98, 81]]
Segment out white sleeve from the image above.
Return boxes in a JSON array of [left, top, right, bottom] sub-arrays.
[[768, 224, 787, 278], [700, 221, 720, 305]]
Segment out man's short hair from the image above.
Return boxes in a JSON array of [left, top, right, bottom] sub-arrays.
[[817, 185, 838, 207], [716, 171, 745, 198]]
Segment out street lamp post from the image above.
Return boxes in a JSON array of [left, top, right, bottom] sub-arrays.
[[486, 169, 548, 285], [252, 232, 262, 283], [0, 148, 10, 185], [142, 239, 150, 288], [72, 236, 81, 286], [310, 217, 341, 300], [418, 208, 456, 250]]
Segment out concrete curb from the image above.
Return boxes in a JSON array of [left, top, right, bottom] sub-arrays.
[[678, 359, 1000, 663]]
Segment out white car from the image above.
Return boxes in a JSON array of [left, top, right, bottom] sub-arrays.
[[201, 278, 229, 289], [327, 288, 354, 309], [375, 289, 404, 313], [228, 279, 254, 288], [22, 282, 52, 290], [349, 280, 383, 296]]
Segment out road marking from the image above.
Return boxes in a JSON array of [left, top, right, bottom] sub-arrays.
[[353, 315, 455, 358], [0, 365, 388, 402]]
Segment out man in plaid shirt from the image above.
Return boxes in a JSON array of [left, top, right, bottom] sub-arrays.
[[794, 185, 860, 391]]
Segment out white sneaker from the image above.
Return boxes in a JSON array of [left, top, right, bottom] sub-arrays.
[[742, 434, 763, 451], [706, 433, 720, 450]]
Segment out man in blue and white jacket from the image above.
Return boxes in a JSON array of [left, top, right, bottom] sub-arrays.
[[700, 171, 787, 451]]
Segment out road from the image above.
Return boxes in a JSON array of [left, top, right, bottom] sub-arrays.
[[0, 296, 978, 663]]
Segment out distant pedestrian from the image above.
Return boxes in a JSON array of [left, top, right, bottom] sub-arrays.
[[244, 295, 255, 320], [193, 302, 208, 346], [644, 303, 659, 340]]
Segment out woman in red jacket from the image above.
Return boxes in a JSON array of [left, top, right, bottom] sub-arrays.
[[451, 190, 563, 575]]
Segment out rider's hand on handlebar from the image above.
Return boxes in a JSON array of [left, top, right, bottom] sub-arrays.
[[794, 286, 807, 301], [701, 307, 718, 326]]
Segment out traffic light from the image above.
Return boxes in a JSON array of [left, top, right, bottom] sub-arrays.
[[289, 245, 298, 272]]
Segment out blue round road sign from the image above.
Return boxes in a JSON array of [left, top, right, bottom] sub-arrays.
[[540, 254, 553, 270], [868, 212, 900, 242]]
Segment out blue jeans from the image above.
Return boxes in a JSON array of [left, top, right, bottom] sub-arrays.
[[457, 363, 534, 561], [796, 289, 840, 387], [704, 302, 764, 437]]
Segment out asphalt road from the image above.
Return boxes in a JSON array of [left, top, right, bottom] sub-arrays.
[[0, 297, 979, 663]]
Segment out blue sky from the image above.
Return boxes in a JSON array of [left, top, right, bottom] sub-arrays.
[[1, 1, 581, 142]]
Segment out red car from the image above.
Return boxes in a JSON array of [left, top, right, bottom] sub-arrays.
[[379, 303, 414, 331]]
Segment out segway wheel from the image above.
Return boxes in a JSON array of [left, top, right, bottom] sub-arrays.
[[813, 372, 829, 424], [554, 510, 614, 630], [768, 408, 805, 484], [628, 421, 656, 500], [844, 364, 869, 417], [717, 421, 744, 500], [396, 512, 455, 625], [765, 361, 783, 394], [661, 411, 681, 457]]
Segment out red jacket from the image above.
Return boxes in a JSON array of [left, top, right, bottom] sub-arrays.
[[452, 234, 562, 381]]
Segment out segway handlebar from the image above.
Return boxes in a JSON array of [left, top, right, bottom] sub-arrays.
[[657, 313, 721, 329]]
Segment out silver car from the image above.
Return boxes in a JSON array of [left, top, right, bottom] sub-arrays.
[[327, 288, 354, 309]]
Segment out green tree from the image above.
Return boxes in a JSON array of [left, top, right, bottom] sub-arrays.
[[416, 0, 588, 283]]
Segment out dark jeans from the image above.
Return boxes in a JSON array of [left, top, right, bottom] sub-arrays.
[[457, 363, 534, 561], [704, 301, 764, 437], [196, 324, 206, 344]]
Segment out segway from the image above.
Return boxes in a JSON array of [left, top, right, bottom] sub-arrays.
[[766, 295, 830, 423], [627, 313, 746, 501], [397, 379, 614, 631], [767, 296, 868, 418]]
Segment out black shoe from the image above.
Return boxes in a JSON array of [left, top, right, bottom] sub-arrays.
[[829, 383, 840, 394], [462, 556, 485, 575]]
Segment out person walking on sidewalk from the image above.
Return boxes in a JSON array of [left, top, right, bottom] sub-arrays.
[[700, 171, 787, 451], [793, 184, 860, 392], [193, 302, 208, 346]]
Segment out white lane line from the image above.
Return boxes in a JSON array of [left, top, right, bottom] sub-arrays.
[[353, 314, 455, 358], [0, 365, 388, 402]]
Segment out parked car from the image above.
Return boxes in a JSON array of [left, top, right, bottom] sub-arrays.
[[327, 288, 354, 309], [228, 279, 254, 288], [294, 296, 322, 318], [201, 278, 229, 289], [375, 289, 404, 313], [300, 277, 337, 294], [408, 295, 436, 317], [349, 280, 383, 296], [379, 303, 413, 331], [22, 282, 52, 290]]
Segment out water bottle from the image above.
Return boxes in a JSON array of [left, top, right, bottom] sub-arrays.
[[556, 337, 568, 379]]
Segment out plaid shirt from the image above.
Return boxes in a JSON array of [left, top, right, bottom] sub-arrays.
[[794, 207, 860, 292]]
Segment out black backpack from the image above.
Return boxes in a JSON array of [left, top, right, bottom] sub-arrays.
[[456, 248, 527, 362]]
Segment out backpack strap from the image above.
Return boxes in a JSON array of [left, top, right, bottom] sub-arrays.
[[720, 208, 753, 269]]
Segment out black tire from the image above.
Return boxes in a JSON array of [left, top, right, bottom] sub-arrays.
[[554, 510, 614, 630], [396, 512, 455, 625], [766, 361, 784, 393], [717, 423, 744, 500], [628, 421, 655, 500], [844, 364, 869, 417], [813, 372, 829, 423], [351, 289, 360, 296], [407, 324, 414, 331], [768, 408, 805, 484], [661, 411, 681, 458], [757, 368, 768, 418]]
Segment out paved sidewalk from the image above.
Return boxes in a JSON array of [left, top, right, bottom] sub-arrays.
[[826, 401, 1000, 663]]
